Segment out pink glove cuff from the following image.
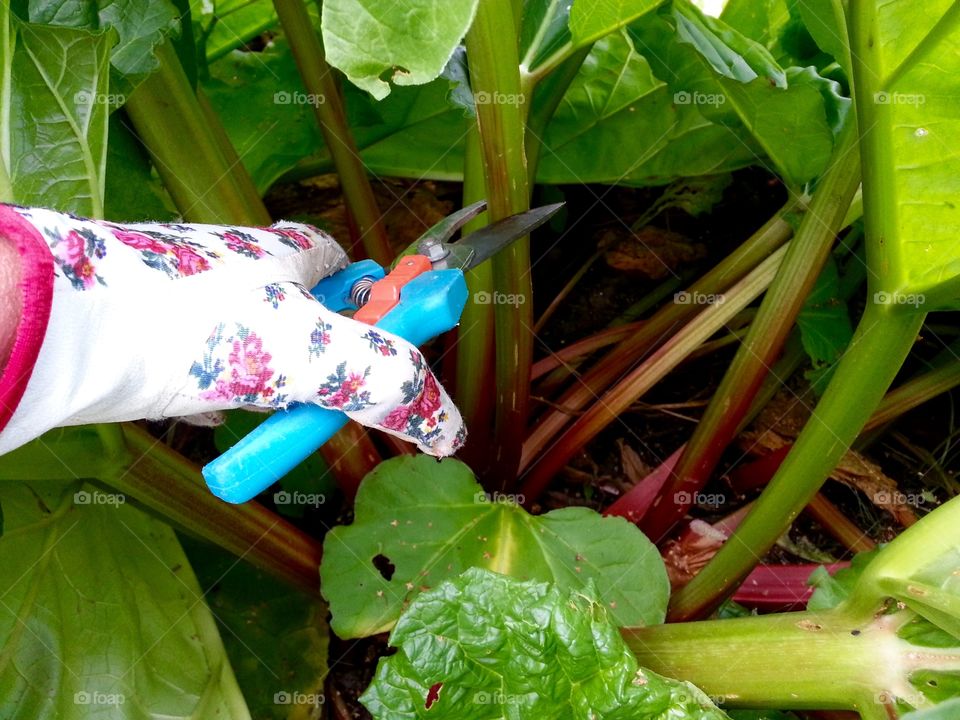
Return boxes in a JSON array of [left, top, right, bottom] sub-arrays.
[[0, 204, 54, 434]]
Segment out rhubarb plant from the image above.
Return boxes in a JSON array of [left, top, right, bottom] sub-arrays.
[[668, 0, 960, 620], [624, 492, 960, 719]]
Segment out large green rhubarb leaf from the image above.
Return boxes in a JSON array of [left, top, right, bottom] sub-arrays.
[[320, 455, 668, 638], [850, 1, 960, 308], [631, 1, 850, 188], [1, 9, 112, 215], [321, 0, 480, 99], [361, 568, 728, 720], [18, 0, 181, 93], [0, 481, 251, 719]]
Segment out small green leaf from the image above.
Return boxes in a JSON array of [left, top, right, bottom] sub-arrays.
[[322, 0, 481, 99], [794, 0, 850, 74], [806, 549, 879, 611], [719, 0, 791, 47], [361, 568, 728, 720], [796, 257, 853, 394], [320, 455, 668, 638], [192, 0, 282, 63]]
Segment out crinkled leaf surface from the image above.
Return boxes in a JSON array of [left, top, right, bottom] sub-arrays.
[[320, 456, 668, 638], [322, 0, 480, 99], [0, 481, 251, 719], [182, 536, 329, 720], [852, 1, 960, 307], [361, 567, 728, 720], [19, 0, 181, 93], [631, 1, 850, 188], [2, 13, 111, 215]]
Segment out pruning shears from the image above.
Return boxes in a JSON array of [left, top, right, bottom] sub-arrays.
[[202, 200, 563, 503]]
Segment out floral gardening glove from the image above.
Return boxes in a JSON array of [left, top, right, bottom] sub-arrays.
[[0, 204, 465, 456]]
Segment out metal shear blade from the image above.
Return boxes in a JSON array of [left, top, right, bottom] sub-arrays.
[[417, 202, 564, 272]]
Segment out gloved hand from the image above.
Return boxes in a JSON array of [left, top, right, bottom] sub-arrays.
[[0, 204, 465, 456]]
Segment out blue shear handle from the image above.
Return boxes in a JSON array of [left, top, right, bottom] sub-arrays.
[[202, 268, 469, 504]]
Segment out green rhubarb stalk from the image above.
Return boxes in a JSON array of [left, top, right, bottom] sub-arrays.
[[626, 602, 948, 720], [667, 304, 924, 621], [865, 361, 960, 432], [125, 40, 270, 225], [114, 423, 324, 595], [0, 424, 324, 593], [272, 0, 392, 264], [641, 121, 862, 542], [454, 126, 496, 466], [464, 0, 532, 481], [0, 7, 12, 203]]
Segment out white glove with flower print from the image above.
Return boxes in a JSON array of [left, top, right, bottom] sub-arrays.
[[0, 204, 465, 456]]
